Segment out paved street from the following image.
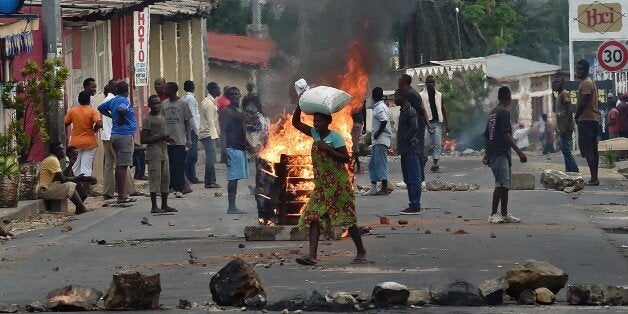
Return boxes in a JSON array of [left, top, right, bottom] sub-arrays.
[[0, 151, 626, 312]]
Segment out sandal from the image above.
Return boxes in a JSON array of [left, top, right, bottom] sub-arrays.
[[295, 257, 317, 266], [117, 196, 137, 204]]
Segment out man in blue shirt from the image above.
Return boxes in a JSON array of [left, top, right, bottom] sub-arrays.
[[98, 81, 137, 204]]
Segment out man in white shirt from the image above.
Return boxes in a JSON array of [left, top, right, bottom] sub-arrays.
[[199, 82, 221, 188], [366, 87, 392, 196], [182, 80, 202, 184]]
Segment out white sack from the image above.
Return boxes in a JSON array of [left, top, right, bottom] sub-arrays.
[[299, 86, 352, 115]]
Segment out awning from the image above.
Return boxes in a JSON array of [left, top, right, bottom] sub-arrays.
[[0, 17, 39, 58]]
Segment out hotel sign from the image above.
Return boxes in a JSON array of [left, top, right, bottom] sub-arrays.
[[569, 0, 627, 40], [133, 7, 150, 87]]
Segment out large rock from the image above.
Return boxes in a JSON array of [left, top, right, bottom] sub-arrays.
[[504, 259, 568, 297], [479, 278, 508, 305], [511, 172, 535, 190], [432, 281, 482, 306], [517, 289, 535, 305], [407, 289, 432, 306], [371, 282, 410, 305], [210, 258, 265, 306], [103, 270, 161, 310], [567, 285, 628, 305], [426, 179, 455, 191], [329, 291, 356, 305], [540, 169, 584, 192], [0, 303, 18, 313], [535, 287, 556, 304], [44, 285, 102, 311]]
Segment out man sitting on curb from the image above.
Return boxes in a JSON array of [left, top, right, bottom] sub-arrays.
[[38, 142, 96, 215]]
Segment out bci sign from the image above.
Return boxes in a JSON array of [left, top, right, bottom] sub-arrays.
[[577, 2, 623, 33]]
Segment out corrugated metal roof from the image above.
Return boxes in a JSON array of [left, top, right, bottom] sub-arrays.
[[486, 54, 560, 80], [207, 32, 275, 68], [149, 0, 216, 19]]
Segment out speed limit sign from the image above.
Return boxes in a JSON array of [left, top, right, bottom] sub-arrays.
[[597, 40, 628, 72]]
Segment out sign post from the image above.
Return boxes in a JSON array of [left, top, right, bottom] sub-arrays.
[[133, 7, 150, 87], [597, 40, 628, 72]]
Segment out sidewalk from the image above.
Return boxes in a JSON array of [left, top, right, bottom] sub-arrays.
[[0, 199, 45, 223]]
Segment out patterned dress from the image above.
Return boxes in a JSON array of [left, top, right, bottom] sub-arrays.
[[298, 130, 357, 237]]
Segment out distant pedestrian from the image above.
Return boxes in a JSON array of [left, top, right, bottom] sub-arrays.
[[141, 95, 177, 214], [618, 93, 628, 137], [64, 90, 102, 196], [220, 87, 255, 214], [574, 59, 600, 186], [606, 98, 620, 139], [154, 77, 168, 102], [395, 89, 423, 215], [242, 83, 269, 152], [200, 82, 222, 189], [98, 81, 137, 204], [366, 87, 391, 196], [162, 82, 193, 198], [512, 121, 530, 151], [73, 77, 97, 106], [484, 86, 526, 224], [553, 78, 579, 173], [291, 104, 368, 266], [351, 100, 366, 173], [541, 114, 555, 154], [419, 76, 449, 173], [182, 80, 202, 184], [216, 86, 231, 113]]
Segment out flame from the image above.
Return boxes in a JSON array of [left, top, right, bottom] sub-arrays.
[[259, 41, 370, 165], [442, 138, 457, 153]]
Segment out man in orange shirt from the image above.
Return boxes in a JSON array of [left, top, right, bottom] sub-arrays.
[[64, 91, 103, 194]]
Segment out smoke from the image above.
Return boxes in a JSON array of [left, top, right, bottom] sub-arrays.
[[259, 0, 415, 118]]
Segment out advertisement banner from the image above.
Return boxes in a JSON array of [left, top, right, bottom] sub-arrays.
[[133, 7, 150, 86], [569, 0, 628, 41]]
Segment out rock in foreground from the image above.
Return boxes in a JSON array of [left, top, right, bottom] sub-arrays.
[[103, 270, 161, 310], [371, 282, 409, 305], [432, 281, 482, 306], [567, 285, 628, 305], [504, 259, 568, 297], [210, 258, 265, 306], [44, 285, 102, 311], [540, 169, 584, 192]]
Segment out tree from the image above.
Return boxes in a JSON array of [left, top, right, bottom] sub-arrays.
[[462, 0, 522, 54], [207, 0, 251, 35]]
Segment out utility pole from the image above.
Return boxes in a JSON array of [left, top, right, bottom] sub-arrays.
[[42, 0, 65, 147]]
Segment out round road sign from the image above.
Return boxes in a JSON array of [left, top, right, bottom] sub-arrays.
[[597, 40, 628, 72]]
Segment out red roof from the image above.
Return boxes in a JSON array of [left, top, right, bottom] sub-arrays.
[[207, 32, 275, 68]]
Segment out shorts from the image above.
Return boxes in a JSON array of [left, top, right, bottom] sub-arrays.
[[148, 160, 170, 194], [226, 148, 249, 181], [111, 134, 134, 167], [577, 121, 599, 159], [368, 144, 389, 181], [38, 182, 76, 200], [489, 155, 511, 189]]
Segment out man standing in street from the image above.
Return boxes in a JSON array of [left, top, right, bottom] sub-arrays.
[[221, 87, 255, 214], [553, 78, 579, 173], [199, 82, 222, 189], [419, 76, 448, 173], [182, 80, 202, 184], [574, 59, 600, 186], [395, 89, 423, 215], [484, 86, 527, 224], [366, 87, 391, 196], [97, 81, 136, 204], [162, 82, 193, 198]]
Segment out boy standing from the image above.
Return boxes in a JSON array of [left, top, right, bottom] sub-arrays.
[[141, 95, 177, 214], [484, 86, 527, 224]]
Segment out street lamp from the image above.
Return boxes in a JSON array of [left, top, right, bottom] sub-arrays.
[[455, 6, 462, 59]]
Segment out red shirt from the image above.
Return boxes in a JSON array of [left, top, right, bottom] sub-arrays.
[[159, 92, 168, 103], [608, 108, 620, 133], [618, 102, 628, 132], [216, 95, 230, 113]]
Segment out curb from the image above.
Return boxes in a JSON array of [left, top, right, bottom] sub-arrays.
[[0, 200, 45, 222]]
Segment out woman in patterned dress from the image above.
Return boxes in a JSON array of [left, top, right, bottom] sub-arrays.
[[291, 104, 368, 265]]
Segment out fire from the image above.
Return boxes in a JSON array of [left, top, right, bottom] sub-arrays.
[[442, 138, 457, 154], [259, 41, 370, 166]]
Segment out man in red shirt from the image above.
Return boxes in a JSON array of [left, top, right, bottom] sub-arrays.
[[607, 100, 620, 139], [216, 86, 231, 113], [618, 93, 628, 138]]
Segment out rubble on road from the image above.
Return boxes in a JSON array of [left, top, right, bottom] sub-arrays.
[[617, 161, 628, 179], [511, 172, 535, 190], [103, 270, 161, 310], [44, 285, 102, 311], [479, 277, 508, 305], [540, 169, 584, 193], [372, 282, 410, 305], [567, 285, 628, 305], [0, 303, 19, 313], [210, 258, 265, 306], [534, 287, 556, 304], [426, 179, 479, 192], [407, 289, 432, 306], [432, 281, 482, 306], [504, 259, 568, 298]]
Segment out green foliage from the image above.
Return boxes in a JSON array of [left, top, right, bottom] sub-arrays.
[[602, 148, 616, 169], [462, 0, 522, 54], [207, 0, 251, 35], [1, 58, 68, 163], [439, 70, 489, 149]]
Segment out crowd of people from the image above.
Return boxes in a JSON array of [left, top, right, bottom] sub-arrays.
[[34, 76, 269, 215]]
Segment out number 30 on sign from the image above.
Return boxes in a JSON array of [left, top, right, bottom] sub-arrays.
[[597, 40, 628, 72]]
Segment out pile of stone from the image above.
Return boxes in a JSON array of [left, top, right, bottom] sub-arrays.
[[540, 169, 584, 193], [426, 179, 480, 192]]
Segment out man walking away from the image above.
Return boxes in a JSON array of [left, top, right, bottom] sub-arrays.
[[200, 82, 222, 189], [221, 87, 255, 214], [395, 89, 423, 215], [182, 80, 202, 184], [541, 114, 555, 154], [98, 81, 137, 204], [162, 82, 193, 198], [553, 78, 579, 172], [574, 59, 600, 186], [484, 86, 527, 224], [366, 87, 392, 196], [419, 76, 449, 172]]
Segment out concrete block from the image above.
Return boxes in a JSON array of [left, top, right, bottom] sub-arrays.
[[0, 199, 45, 222], [511, 172, 535, 190], [44, 199, 69, 214], [244, 225, 342, 241]]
